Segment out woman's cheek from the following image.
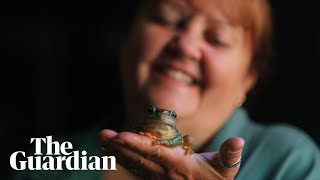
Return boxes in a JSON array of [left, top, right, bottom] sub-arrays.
[[201, 48, 228, 87], [137, 24, 173, 62], [133, 25, 174, 86]]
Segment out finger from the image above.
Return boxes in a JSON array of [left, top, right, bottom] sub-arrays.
[[97, 130, 164, 177], [113, 132, 200, 179], [97, 129, 118, 142], [113, 131, 188, 165], [112, 140, 164, 176], [213, 137, 245, 178], [97, 129, 118, 152]]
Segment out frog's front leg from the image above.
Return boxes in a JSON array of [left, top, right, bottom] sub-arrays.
[[152, 134, 184, 147]]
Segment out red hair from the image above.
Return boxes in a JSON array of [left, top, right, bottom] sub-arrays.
[[189, 0, 273, 75]]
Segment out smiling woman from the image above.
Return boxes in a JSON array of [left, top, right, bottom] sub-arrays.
[[11, 0, 320, 179], [120, 0, 267, 142], [104, 0, 320, 179]]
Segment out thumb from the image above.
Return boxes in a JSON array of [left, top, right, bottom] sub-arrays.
[[213, 137, 245, 178]]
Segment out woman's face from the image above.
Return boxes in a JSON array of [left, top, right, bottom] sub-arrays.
[[121, 0, 257, 122]]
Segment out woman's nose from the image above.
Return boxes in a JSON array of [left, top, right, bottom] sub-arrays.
[[166, 17, 204, 61]]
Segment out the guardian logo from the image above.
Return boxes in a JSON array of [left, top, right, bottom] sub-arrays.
[[10, 136, 117, 171]]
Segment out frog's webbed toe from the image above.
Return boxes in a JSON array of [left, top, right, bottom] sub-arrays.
[[152, 140, 161, 145], [183, 135, 194, 154], [183, 146, 193, 154], [138, 131, 158, 140]]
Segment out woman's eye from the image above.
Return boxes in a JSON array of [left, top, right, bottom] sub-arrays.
[[209, 38, 225, 46], [151, 14, 181, 28], [206, 36, 224, 46], [146, 1, 190, 29], [152, 15, 174, 26], [205, 31, 227, 47]]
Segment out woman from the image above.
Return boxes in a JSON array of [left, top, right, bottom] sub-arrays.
[[14, 0, 320, 179], [99, 0, 320, 179]]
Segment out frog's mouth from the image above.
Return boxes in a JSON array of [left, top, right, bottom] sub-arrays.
[[147, 116, 176, 126], [162, 119, 176, 126]]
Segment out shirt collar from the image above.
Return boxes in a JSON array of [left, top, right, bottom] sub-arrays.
[[203, 108, 253, 152]]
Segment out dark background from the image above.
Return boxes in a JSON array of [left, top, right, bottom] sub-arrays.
[[1, 0, 320, 179]]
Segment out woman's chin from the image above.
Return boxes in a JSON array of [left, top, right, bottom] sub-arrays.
[[146, 88, 198, 118]]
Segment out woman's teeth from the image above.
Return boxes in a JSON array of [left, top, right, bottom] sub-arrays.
[[163, 69, 194, 84]]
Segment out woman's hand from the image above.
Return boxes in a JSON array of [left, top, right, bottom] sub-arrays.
[[98, 129, 244, 180]]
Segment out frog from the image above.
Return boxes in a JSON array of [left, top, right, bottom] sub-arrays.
[[134, 106, 194, 154]]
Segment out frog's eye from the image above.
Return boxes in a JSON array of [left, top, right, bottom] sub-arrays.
[[170, 111, 177, 118], [147, 106, 156, 115]]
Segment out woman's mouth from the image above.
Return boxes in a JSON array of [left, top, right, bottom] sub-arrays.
[[153, 65, 201, 85], [163, 68, 194, 84]]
